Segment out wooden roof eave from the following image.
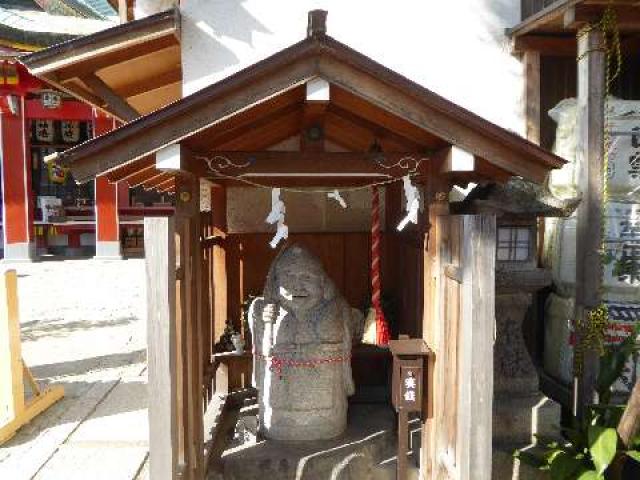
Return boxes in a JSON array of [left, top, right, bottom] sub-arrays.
[[507, 0, 580, 38], [20, 8, 180, 75], [18, 8, 180, 121], [56, 32, 565, 185]]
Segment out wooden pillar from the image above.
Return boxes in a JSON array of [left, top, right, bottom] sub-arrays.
[[155, 143, 205, 479], [144, 216, 178, 480], [175, 171, 204, 480], [0, 94, 35, 262], [573, 27, 605, 417], [93, 114, 122, 260], [456, 215, 496, 480], [523, 50, 541, 145], [211, 184, 227, 345]]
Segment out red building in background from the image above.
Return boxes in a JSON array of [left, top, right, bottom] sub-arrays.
[[0, 1, 174, 261]]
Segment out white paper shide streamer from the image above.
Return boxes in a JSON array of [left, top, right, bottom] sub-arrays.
[[397, 175, 420, 231], [266, 188, 288, 248], [327, 190, 347, 208]]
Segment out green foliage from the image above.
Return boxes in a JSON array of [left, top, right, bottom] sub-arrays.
[[588, 425, 617, 475], [515, 324, 640, 480], [596, 324, 640, 405]]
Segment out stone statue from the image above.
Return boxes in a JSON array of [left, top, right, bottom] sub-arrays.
[[249, 245, 358, 441]]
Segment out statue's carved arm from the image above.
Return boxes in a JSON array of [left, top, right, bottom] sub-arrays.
[[261, 302, 278, 357]]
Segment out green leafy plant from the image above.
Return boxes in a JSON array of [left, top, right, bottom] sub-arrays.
[[515, 325, 640, 479]]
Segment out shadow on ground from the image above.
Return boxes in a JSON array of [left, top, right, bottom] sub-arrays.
[[20, 317, 138, 341]]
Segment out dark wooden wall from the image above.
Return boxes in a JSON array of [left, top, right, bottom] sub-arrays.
[[224, 232, 373, 335], [219, 193, 425, 343]]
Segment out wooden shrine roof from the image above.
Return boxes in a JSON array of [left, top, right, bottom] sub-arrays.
[[20, 8, 181, 121], [510, 0, 640, 47], [47, 15, 566, 193]]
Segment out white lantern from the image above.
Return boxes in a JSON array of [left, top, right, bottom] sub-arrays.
[[40, 90, 62, 109]]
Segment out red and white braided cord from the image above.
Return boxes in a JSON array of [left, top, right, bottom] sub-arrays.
[[371, 186, 390, 346], [256, 353, 351, 376]]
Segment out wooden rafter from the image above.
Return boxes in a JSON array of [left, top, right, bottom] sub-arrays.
[[106, 156, 156, 182], [143, 172, 174, 190], [326, 104, 424, 151], [126, 167, 163, 188], [213, 108, 304, 151], [80, 73, 140, 122], [115, 68, 182, 98], [185, 87, 305, 152], [154, 176, 176, 191]]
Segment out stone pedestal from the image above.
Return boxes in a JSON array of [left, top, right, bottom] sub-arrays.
[[492, 290, 560, 480], [219, 405, 399, 480]]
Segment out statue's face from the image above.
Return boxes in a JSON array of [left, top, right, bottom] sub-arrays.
[[276, 264, 324, 313]]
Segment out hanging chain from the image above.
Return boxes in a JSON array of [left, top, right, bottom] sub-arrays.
[[573, 3, 622, 375]]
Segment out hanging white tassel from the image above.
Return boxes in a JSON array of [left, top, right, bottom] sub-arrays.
[[328, 190, 347, 208], [397, 175, 420, 231], [266, 188, 288, 248]]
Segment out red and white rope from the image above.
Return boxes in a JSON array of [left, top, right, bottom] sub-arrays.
[[257, 353, 351, 376], [371, 186, 390, 346]]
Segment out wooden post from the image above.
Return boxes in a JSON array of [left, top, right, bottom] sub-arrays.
[[155, 143, 206, 478], [0, 270, 24, 426], [421, 159, 449, 479], [523, 50, 541, 145], [456, 215, 496, 480], [211, 185, 228, 344], [175, 171, 205, 480], [398, 409, 409, 479], [144, 217, 179, 480], [0, 270, 64, 444], [617, 378, 640, 448], [573, 27, 605, 417]]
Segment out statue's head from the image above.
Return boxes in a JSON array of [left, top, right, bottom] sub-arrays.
[[264, 245, 336, 313]]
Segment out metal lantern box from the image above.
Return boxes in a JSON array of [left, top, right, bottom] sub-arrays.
[[389, 338, 434, 418]]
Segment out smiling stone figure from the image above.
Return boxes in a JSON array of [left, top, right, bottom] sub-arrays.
[[249, 245, 358, 441]]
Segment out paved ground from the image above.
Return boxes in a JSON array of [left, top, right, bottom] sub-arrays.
[[0, 258, 149, 480]]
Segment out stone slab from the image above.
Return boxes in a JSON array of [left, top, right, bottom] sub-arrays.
[[68, 378, 148, 445], [0, 380, 118, 480], [33, 444, 147, 480], [222, 405, 397, 480]]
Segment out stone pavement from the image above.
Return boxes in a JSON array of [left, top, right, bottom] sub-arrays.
[[0, 259, 149, 480]]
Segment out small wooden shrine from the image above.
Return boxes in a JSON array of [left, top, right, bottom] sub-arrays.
[[51, 11, 565, 480]]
